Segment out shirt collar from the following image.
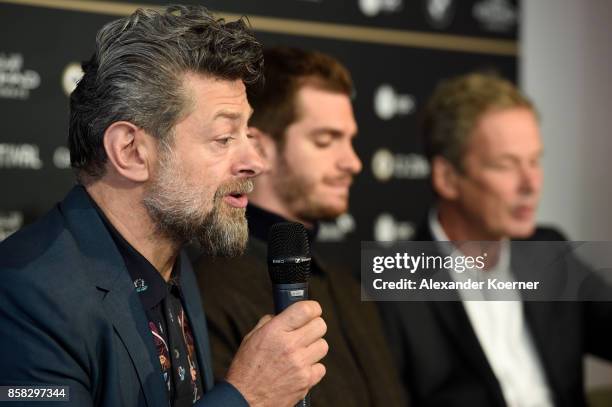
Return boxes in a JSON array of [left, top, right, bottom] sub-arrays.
[[246, 204, 318, 245], [428, 207, 511, 274], [428, 207, 450, 243]]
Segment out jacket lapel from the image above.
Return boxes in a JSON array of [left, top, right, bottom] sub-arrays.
[[511, 245, 560, 402], [429, 300, 505, 404], [61, 186, 167, 407]]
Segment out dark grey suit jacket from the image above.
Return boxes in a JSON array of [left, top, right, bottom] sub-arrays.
[[379, 225, 612, 407], [0, 186, 247, 406]]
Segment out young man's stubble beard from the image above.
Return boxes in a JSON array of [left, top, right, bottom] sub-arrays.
[[272, 152, 349, 223]]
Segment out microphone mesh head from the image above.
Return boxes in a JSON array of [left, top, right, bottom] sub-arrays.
[[267, 222, 311, 284]]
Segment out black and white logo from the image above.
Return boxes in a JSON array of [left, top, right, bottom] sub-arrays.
[[472, 0, 517, 33], [318, 213, 356, 242], [62, 62, 84, 96], [0, 143, 43, 169], [372, 149, 430, 182], [424, 0, 456, 29], [371, 149, 395, 182], [0, 53, 41, 100], [374, 84, 416, 120], [374, 213, 415, 241], [53, 146, 71, 169], [359, 0, 403, 17]]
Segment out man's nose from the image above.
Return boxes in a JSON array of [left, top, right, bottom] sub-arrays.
[[234, 136, 265, 178], [339, 142, 363, 175], [518, 163, 542, 194]]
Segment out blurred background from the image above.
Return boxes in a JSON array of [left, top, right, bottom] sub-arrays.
[[1, 0, 611, 399]]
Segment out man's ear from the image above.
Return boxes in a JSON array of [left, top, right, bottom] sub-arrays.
[[103, 121, 152, 182], [431, 156, 461, 200], [248, 127, 277, 170]]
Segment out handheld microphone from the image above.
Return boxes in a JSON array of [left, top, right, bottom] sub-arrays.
[[268, 222, 311, 313], [267, 222, 311, 407]]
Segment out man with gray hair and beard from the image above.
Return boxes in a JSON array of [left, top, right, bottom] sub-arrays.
[[0, 6, 328, 407]]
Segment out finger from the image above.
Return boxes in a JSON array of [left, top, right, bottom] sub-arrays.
[[293, 317, 327, 347], [302, 338, 329, 366], [243, 314, 273, 341], [273, 301, 322, 332], [309, 363, 326, 388]]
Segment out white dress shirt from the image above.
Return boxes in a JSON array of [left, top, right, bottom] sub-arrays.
[[429, 210, 554, 407]]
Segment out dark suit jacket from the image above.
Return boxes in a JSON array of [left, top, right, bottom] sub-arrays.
[[379, 225, 612, 407], [0, 186, 247, 407], [195, 236, 408, 406]]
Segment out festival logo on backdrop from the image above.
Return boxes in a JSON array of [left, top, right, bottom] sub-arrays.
[[424, 0, 456, 29], [359, 0, 403, 17], [473, 0, 517, 33], [0, 53, 40, 100], [374, 213, 415, 241], [372, 149, 430, 182], [374, 84, 416, 120]]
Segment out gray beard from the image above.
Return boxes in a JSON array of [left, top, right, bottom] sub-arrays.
[[142, 144, 250, 257]]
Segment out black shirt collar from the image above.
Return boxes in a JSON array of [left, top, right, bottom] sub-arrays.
[[87, 193, 180, 309], [246, 204, 318, 244]]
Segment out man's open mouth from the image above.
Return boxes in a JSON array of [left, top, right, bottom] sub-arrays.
[[223, 192, 248, 208]]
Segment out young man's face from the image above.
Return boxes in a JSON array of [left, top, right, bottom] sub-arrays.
[[452, 107, 543, 239], [271, 86, 362, 223], [143, 73, 264, 255]]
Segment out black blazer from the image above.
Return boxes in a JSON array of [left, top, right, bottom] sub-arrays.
[[379, 225, 612, 407], [0, 186, 247, 406]]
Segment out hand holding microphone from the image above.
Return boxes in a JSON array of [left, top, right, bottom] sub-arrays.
[[225, 223, 327, 407]]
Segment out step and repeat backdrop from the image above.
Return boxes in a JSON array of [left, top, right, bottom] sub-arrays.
[[0, 0, 519, 243]]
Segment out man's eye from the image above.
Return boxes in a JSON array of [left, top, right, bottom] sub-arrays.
[[217, 136, 233, 145], [314, 138, 332, 147], [488, 161, 513, 171]]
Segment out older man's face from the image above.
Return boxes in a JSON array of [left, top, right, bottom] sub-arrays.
[[453, 107, 543, 240], [143, 73, 264, 255]]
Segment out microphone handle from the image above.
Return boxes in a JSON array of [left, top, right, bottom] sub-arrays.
[[272, 282, 309, 314], [272, 282, 310, 407]]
